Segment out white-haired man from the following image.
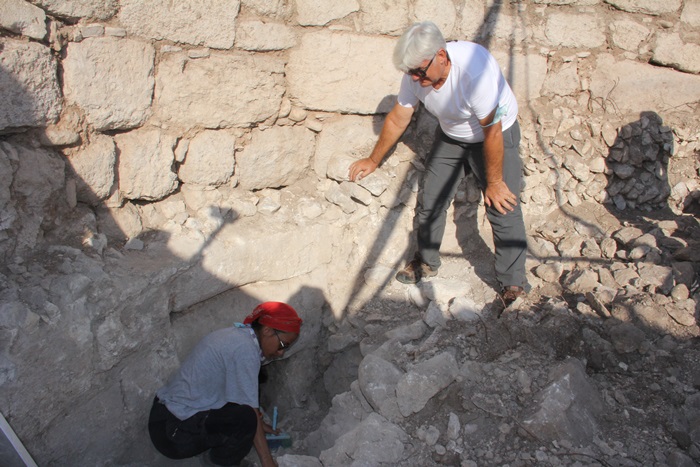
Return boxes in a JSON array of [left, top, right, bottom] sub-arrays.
[[349, 21, 527, 305]]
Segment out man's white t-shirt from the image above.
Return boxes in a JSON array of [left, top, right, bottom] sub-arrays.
[[397, 41, 518, 143]]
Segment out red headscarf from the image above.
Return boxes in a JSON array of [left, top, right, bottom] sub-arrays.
[[243, 301, 302, 334]]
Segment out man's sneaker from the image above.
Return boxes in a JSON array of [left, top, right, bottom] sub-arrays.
[[500, 286, 525, 306], [395, 259, 438, 284]]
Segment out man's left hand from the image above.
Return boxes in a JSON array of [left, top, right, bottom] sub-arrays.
[[484, 180, 517, 215]]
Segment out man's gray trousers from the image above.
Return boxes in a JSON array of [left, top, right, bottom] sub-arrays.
[[415, 121, 527, 289]]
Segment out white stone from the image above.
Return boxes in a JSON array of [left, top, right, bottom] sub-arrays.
[[545, 13, 605, 48], [604, 0, 681, 15], [590, 54, 700, 115], [178, 130, 236, 186], [542, 61, 580, 97], [609, 20, 650, 52], [681, 1, 700, 27], [115, 127, 179, 201], [236, 126, 315, 190], [314, 115, 378, 180], [340, 181, 373, 206], [0, 0, 47, 39], [287, 31, 401, 114], [118, 0, 240, 49], [411, 0, 457, 39], [396, 352, 459, 416], [493, 52, 548, 101], [32, 0, 118, 20], [449, 297, 481, 323], [65, 135, 116, 205], [235, 21, 297, 51], [242, 0, 293, 19], [296, 0, 359, 26], [358, 0, 409, 35], [319, 413, 407, 465], [460, 0, 486, 40], [0, 39, 61, 131], [155, 52, 285, 129], [169, 220, 337, 311], [63, 38, 154, 131], [652, 32, 700, 74]]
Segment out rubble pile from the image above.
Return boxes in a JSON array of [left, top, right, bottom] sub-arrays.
[[272, 204, 699, 467]]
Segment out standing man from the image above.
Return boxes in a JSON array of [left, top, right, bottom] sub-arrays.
[[349, 21, 527, 305], [148, 301, 302, 467]]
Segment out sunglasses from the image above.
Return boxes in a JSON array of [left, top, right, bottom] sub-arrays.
[[407, 53, 436, 80], [274, 330, 289, 351]]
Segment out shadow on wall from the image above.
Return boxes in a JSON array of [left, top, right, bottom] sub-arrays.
[[0, 65, 328, 466]]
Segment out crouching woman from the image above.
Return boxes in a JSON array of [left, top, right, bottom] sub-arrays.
[[148, 301, 302, 467]]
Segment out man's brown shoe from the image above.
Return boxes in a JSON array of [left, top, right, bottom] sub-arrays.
[[500, 286, 525, 306], [395, 259, 438, 284]]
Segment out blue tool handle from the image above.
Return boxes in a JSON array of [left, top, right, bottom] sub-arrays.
[[272, 406, 278, 431]]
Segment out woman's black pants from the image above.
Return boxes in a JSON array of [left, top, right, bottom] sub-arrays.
[[148, 397, 257, 466]]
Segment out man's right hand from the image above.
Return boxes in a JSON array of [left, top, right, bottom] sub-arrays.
[[349, 157, 378, 182]]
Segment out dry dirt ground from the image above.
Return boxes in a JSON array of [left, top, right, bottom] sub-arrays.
[[265, 201, 700, 467]]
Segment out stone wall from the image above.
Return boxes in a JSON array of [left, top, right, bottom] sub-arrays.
[[0, 0, 699, 464]]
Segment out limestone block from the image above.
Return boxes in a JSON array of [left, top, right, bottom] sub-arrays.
[[31, 0, 117, 19], [652, 33, 700, 74], [242, 0, 293, 19], [65, 134, 116, 205], [521, 358, 603, 444], [63, 38, 154, 131], [0, 39, 61, 131], [96, 202, 143, 241], [178, 130, 236, 186], [609, 19, 650, 52], [545, 13, 606, 48], [325, 183, 357, 214], [287, 31, 401, 114], [339, 181, 373, 206], [412, 0, 457, 38], [11, 144, 65, 253], [421, 278, 474, 307], [493, 52, 547, 101], [303, 389, 369, 456], [296, 0, 358, 26], [0, 0, 46, 39], [542, 61, 580, 97], [115, 127, 179, 201], [604, 0, 681, 15], [681, 1, 700, 27], [489, 13, 532, 45], [449, 297, 481, 323], [590, 55, 700, 115], [396, 352, 459, 416], [314, 115, 378, 179], [235, 21, 297, 51], [563, 269, 600, 294], [156, 52, 285, 129], [118, 0, 240, 49], [236, 126, 315, 190], [319, 413, 408, 465], [358, 354, 404, 417], [169, 220, 337, 311], [460, 0, 487, 40], [358, 0, 409, 35], [424, 300, 449, 328], [563, 152, 591, 182]]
